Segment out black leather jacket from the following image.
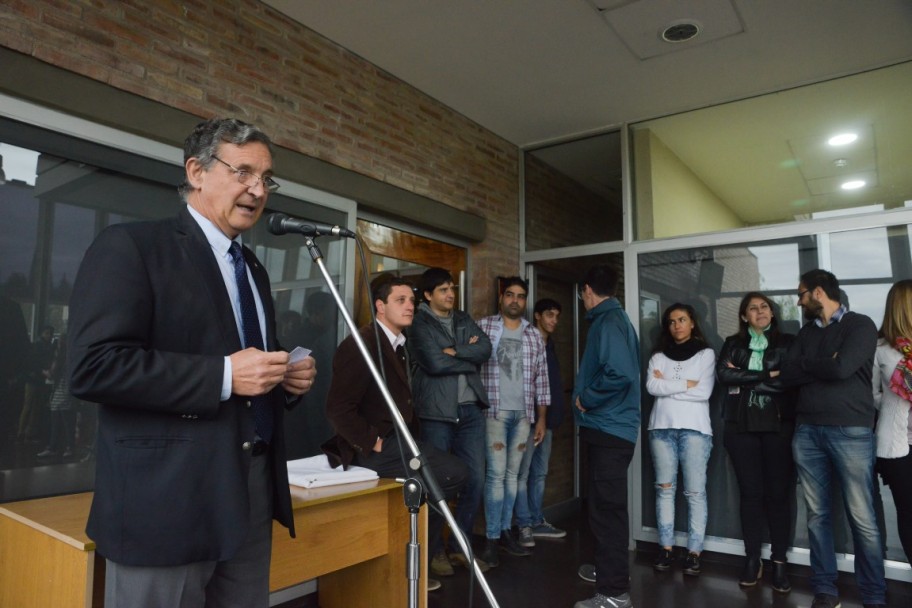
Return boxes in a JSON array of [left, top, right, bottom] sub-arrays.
[[716, 331, 796, 423]]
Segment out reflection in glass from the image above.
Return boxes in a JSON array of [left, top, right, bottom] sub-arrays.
[[638, 223, 912, 563], [632, 61, 912, 240], [524, 132, 623, 250]]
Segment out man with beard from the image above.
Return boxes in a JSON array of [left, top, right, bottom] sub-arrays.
[[476, 277, 550, 567], [781, 269, 886, 608]]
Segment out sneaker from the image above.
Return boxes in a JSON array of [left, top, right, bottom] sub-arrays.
[[498, 530, 531, 556], [62, 448, 74, 458], [430, 549, 454, 576], [36, 449, 58, 458], [426, 578, 441, 592], [577, 563, 596, 583], [531, 520, 567, 538], [811, 594, 841, 608], [449, 551, 491, 572], [653, 547, 675, 572], [682, 552, 701, 576], [518, 525, 535, 547], [479, 539, 500, 568], [573, 592, 633, 608]]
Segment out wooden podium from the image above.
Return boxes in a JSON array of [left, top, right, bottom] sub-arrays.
[[0, 479, 426, 608]]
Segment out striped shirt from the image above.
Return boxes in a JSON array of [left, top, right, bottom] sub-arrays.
[[478, 314, 551, 419]]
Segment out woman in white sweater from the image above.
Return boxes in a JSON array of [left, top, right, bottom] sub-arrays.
[[872, 279, 912, 561], [646, 303, 716, 577]]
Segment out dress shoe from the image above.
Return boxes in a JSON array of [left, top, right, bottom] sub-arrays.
[[771, 560, 791, 593], [738, 555, 762, 587]]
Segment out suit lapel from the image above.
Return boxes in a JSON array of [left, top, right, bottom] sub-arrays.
[[176, 208, 244, 353]]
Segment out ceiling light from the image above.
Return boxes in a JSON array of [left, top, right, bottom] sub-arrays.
[[833, 158, 848, 168], [661, 21, 701, 43], [841, 180, 866, 190], [828, 133, 857, 146]]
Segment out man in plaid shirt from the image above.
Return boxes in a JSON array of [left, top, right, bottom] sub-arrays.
[[476, 277, 550, 567]]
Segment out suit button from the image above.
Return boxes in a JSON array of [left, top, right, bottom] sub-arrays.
[[245, 400, 252, 408], [242, 441, 252, 451]]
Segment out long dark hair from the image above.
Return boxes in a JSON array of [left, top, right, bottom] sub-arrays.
[[733, 291, 781, 341], [652, 302, 708, 354]]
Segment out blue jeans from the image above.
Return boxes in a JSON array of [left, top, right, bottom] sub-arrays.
[[515, 426, 552, 527], [484, 410, 529, 539], [793, 424, 886, 603], [649, 428, 712, 553], [420, 403, 486, 553]]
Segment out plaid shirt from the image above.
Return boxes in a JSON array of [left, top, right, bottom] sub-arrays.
[[477, 314, 551, 419]]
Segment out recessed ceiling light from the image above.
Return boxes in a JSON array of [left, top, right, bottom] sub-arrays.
[[841, 180, 866, 190], [833, 158, 848, 168], [661, 21, 701, 43], [828, 133, 858, 146]]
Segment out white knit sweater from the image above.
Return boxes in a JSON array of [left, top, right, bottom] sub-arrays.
[[646, 348, 716, 436], [872, 339, 912, 459]]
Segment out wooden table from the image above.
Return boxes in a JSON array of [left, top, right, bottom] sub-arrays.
[[0, 479, 426, 608]]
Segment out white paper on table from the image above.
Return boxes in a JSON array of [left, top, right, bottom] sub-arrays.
[[286, 455, 378, 488]]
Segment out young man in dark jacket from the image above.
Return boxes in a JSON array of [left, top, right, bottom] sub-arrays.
[[408, 267, 492, 573]]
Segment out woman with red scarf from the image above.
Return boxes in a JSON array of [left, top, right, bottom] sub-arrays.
[[872, 279, 912, 561]]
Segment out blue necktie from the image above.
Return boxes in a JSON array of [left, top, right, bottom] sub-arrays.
[[229, 242, 273, 443]]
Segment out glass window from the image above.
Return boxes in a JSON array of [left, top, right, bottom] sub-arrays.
[[0, 117, 348, 502], [632, 61, 912, 240], [524, 132, 623, 250], [637, 223, 912, 563]]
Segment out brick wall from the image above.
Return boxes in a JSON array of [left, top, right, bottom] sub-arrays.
[[0, 0, 520, 315]]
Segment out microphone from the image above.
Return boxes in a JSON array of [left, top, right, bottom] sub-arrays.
[[267, 213, 356, 238]]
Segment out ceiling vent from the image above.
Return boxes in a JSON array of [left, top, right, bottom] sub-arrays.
[[661, 21, 701, 43]]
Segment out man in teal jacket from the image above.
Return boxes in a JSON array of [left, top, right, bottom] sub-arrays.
[[573, 264, 641, 608]]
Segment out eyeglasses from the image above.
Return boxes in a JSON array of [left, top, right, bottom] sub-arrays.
[[212, 156, 280, 193], [797, 288, 810, 300]]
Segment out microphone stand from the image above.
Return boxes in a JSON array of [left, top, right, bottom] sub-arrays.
[[301, 235, 500, 608]]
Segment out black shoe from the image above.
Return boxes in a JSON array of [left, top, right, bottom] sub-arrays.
[[683, 552, 701, 576], [498, 530, 531, 556], [479, 540, 500, 568], [738, 556, 762, 587], [653, 547, 675, 571], [811, 593, 841, 608], [771, 560, 791, 593]]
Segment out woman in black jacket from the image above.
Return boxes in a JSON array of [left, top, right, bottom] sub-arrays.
[[717, 291, 796, 592]]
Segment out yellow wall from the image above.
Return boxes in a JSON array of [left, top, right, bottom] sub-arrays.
[[636, 129, 742, 239]]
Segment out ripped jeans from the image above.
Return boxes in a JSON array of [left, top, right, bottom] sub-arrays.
[[649, 428, 712, 553], [484, 410, 529, 539]]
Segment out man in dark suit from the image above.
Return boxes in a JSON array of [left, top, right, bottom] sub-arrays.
[[68, 118, 316, 608], [322, 275, 466, 591]]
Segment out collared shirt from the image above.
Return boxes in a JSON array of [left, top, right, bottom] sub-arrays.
[[815, 304, 847, 328], [377, 319, 407, 351], [477, 314, 550, 419], [187, 205, 267, 401]]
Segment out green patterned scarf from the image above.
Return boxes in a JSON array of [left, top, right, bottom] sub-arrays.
[[747, 326, 769, 371]]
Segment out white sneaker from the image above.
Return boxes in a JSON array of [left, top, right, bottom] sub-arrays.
[[573, 592, 633, 608]]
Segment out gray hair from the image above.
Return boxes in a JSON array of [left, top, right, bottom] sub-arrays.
[[178, 118, 275, 201]]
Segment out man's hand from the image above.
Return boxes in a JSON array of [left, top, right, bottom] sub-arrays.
[[373, 436, 383, 452], [442, 347, 457, 356], [468, 335, 479, 344], [533, 418, 546, 445], [281, 354, 317, 395], [575, 396, 586, 413], [230, 348, 289, 396]]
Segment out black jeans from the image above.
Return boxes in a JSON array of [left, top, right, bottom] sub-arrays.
[[354, 434, 467, 555], [723, 424, 794, 561], [582, 427, 635, 598], [877, 447, 912, 561]]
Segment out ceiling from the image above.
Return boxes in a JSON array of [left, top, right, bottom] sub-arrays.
[[262, 0, 912, 227]]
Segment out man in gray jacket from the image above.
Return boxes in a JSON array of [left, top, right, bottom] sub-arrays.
[[408, 267, 492, 574]]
